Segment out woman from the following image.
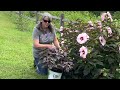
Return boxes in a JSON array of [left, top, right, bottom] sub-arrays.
[[32, 12, 61, 75]]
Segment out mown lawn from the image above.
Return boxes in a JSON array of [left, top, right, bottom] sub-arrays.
[[0, 11, 47, 79]]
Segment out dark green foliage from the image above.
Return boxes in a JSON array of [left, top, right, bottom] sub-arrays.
[[59, 12, 120, 79]]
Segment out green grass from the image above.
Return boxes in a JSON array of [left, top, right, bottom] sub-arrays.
[[0, 11, 47, 79]]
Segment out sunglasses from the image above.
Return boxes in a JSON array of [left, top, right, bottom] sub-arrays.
[[43, 19, 51, 23]]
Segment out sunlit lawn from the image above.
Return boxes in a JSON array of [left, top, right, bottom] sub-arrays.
[[0, 11, 47, 79]]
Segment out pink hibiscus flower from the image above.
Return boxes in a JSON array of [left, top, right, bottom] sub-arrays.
[[88, 21, 94, 27], [60, 26, 64, 32], [99, 36, 106, 46], [101, 13, 107, 21], [79, 46, 88, 59], [106, 26, 112, 37], [106, 11, 113, 22], [77, 33, 89, 44], [97, 21, 102, 29]]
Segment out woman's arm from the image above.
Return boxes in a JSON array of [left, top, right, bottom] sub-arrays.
[[54, 36, 61, 49], [33, 39, 55, 49]]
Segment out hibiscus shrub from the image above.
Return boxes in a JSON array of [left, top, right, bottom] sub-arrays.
[[59, 11, 120, 79]]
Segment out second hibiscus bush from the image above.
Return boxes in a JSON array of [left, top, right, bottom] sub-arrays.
[[59, 11, 120, 79]]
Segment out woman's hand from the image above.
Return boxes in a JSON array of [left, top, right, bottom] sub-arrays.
[[58, 47, 62, 51], [48, 44, 56, 50]]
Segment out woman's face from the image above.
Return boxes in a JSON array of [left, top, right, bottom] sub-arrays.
[[42, 16, 51, 28]]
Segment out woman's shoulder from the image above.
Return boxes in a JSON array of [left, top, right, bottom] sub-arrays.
[[34, 22, 41, 30], [33, 26, 42, 35], [33, 26, 39, 32]]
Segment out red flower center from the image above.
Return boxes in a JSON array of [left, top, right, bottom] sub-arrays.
[[101, 39, 103, 42], [82, 50, 85, 54], [80, 37, 84, 40]]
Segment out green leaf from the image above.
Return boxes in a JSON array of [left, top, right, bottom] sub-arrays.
[[107, 73, 114, 79], [89, 61, 96, 67], [83, 66, 91, 76], [96, 61, 103, 66], [108, 58, 114, 64], [116, 54, 120, 63], [92, 69, 101, 79]]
